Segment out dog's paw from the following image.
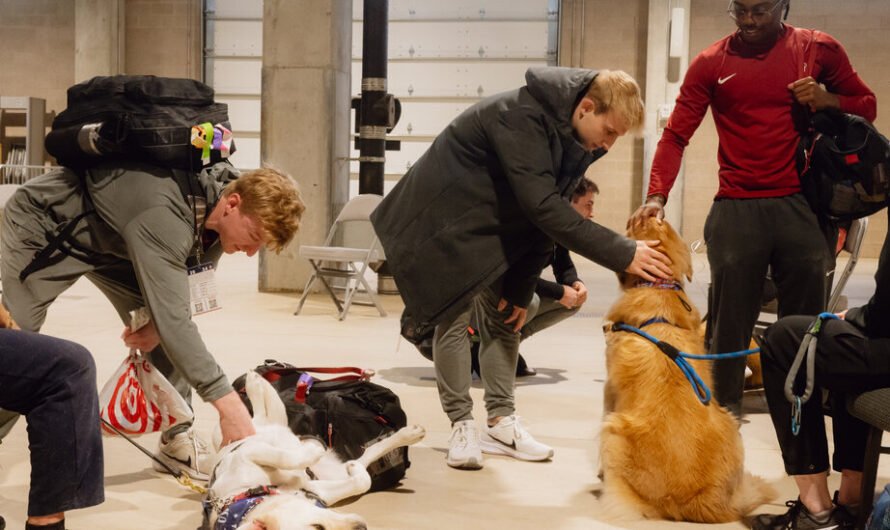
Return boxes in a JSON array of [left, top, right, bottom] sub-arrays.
[[345, 461, 373, 490], [399, 424, 426, 445]]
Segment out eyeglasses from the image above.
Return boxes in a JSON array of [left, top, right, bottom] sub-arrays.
[[727, 0, 783, 22]]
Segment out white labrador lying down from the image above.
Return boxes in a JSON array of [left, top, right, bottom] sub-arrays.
[[204, 371, 426, 530]]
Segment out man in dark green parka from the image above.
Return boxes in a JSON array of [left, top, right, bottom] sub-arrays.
[[371, 67, 673, 469]]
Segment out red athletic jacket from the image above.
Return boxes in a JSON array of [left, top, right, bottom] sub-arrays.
[[649, 24, 876, 200]]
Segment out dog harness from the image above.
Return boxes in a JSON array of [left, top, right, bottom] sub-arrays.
[[213, 486, 278, 530], [202, 484, 329, 530], [610, 320, 761, 405]]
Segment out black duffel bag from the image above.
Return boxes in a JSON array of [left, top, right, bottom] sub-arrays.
[[232, 360, 410, 492], [45, 75, 235, 170], [799, 109, 890, 221]]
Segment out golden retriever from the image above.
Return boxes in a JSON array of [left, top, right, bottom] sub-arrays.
[[600, 217, 774, 523]]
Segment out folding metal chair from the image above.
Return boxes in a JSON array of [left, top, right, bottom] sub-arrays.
[[827, 216, 868, 312], [848, 388, 890, 530], [294, 194, 387, 320]]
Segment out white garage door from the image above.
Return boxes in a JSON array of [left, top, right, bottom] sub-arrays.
[[204, 0, 557, 191]]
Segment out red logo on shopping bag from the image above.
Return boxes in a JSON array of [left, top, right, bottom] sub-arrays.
[[99, 351, 192, 437], [101, 363, 163, 435]]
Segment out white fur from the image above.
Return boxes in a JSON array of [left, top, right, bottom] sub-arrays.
[[208, 371, 426, 530]]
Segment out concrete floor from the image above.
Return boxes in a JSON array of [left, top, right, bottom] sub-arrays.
[[0, 250, 886, 530]]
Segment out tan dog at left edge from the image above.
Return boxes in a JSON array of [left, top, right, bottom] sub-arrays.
[[0, 304, 19, 329], [600, 217, 774, 523]]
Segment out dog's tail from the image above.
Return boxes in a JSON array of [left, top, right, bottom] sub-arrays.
[[651, 472, 776, 523], [730, 472, 777, 517], [244, 371, 289, 427]]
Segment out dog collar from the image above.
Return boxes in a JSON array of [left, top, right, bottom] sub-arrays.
[[634, 279, 683, 290], [207, 485, 278, 530]]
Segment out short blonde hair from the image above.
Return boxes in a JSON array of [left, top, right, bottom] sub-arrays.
[[222, 166, 305, 253], [585, 70, 645, 133]]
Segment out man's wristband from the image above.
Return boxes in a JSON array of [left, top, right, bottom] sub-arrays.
[[645, 194, 666, 208]]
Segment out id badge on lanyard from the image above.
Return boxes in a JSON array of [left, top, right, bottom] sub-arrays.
[[188, 262, 220, 316], [187, 194, 219, 316]]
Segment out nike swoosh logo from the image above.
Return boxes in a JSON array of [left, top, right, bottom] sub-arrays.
[[819, 526, 838, 530], [717, 73, 737, 85], [169, 454, 192, 467]]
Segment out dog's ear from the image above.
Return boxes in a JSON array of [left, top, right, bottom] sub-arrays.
[[656, 219, 693, 283]]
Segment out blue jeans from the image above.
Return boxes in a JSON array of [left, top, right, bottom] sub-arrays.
[[0, 330, 104, 516]]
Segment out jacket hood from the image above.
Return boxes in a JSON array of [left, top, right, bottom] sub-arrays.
[[525, 66, 599, 135]]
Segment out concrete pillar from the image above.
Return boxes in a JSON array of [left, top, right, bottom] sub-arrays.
[[259, 0, 352, 292], [74, 0, 125, 83]]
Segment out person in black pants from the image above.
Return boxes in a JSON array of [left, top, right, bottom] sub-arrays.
[[0, 325, 104, 530], [752, 210, 890, 530]]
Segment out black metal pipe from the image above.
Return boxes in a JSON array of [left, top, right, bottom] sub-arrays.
[[358, 0, 388, 196]]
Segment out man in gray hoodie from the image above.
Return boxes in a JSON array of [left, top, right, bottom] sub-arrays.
[[371, 67, 673, 469], [0, 162, 304, 481]]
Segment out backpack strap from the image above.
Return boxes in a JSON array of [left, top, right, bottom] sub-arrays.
[[18, 167, 209, 281], [284, 367, 374, 404], [795, 29, 822, 178], [293, 366, 374, 379], [18, 169, 119, 281], [797, 29, 819, 81]]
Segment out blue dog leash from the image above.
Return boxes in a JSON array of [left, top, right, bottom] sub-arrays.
[[784, 312, 840, 435], [610, 320, 761, 405]]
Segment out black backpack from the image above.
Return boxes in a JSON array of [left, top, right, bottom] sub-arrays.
[[799, 110, 890, 221], [232, 360, 410, 492], [45, 75, 235, 170]]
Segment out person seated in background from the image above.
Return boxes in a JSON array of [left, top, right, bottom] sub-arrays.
[[753, 209, 890, 530], [470, 177, 599, 378], [0, 306, 104, 530]]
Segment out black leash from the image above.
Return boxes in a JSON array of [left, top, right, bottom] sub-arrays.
[[101, 418, 207, 494]]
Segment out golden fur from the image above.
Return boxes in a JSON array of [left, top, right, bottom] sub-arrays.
[[0, 305, 18, 330], [600, 218, 774, 523]]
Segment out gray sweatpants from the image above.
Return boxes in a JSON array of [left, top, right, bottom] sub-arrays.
[[434, 286, 519, 423], [0, 213, 192, 438], [520, 292, 579, 341]]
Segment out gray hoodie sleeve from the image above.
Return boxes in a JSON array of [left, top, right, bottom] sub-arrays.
[[488, 106, 636, 273], [121, 207, 231, 402]]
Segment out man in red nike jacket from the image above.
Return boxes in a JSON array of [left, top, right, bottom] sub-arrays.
[[628, 0, 876, 418]]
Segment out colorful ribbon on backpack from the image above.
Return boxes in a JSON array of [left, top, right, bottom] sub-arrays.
[[191, 122, 233, 165]]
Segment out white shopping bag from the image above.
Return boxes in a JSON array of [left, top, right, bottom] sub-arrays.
[[98, 308, 193, 436], [99, 349, 194, 436]]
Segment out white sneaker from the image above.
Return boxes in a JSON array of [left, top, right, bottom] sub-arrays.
[[446, 420, 483, 470], [152, 429, 211, 481], [480, 415, 553, 461]]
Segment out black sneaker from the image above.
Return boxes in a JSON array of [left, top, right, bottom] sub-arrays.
[[0, 514, 5, 530], [831, 491, 859, 528], [470, 342, 481, 378], [751, 498, 853, 530], [515, 354, 537, 377]]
